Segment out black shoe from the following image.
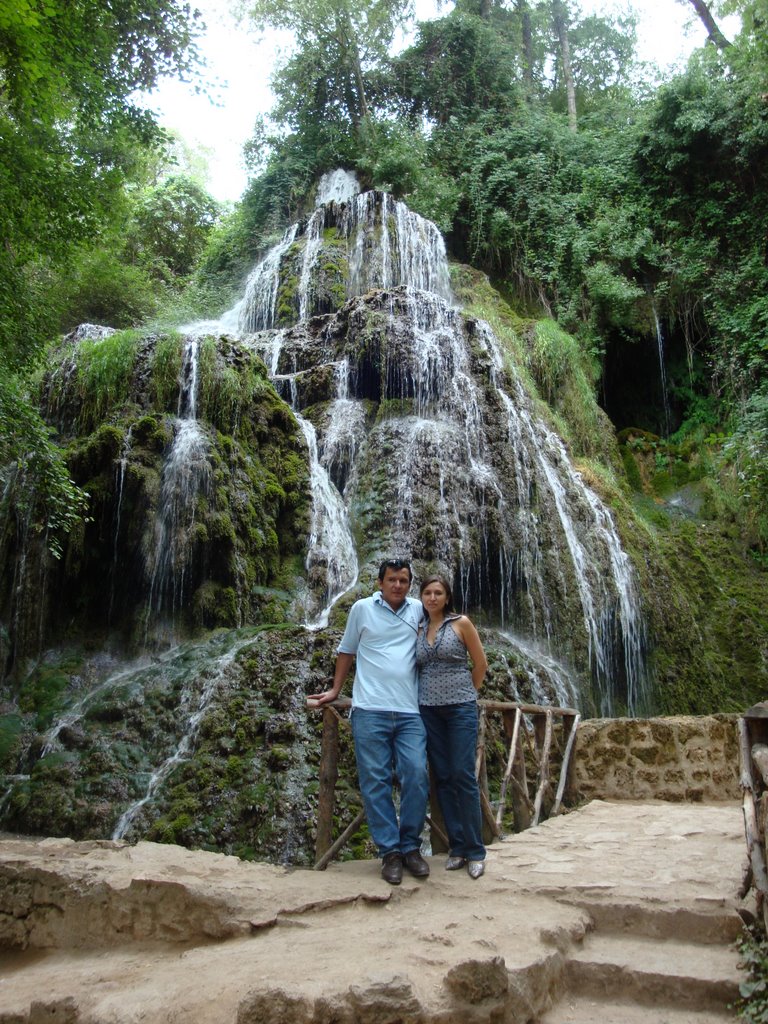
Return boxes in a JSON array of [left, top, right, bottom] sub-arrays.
[[403, 849, 430, 878], [381, 852, 403, 885]]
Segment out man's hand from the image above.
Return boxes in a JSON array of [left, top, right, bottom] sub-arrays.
[[308, 675, 341, 707], [309, 686, 340, 707]]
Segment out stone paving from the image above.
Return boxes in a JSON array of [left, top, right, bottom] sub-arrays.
[[0, 800, 749, 1023]]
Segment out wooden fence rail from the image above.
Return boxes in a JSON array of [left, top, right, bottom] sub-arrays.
[[307, 697, 580, 869], [738, 703, 768, 932]]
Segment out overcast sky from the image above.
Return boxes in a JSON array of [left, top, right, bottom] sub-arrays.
[[146, 0, 737, 204]]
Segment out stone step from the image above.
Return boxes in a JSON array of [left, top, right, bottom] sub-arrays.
[[572, 900, 745, 945], [564, 934, 742, 1012], [539, 996, 737, 1023]]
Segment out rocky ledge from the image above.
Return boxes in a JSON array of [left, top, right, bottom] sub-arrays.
[[0, 800, 748, 1023]]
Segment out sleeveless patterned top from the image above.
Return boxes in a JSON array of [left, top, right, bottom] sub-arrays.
[[416, 615, 477, 706]]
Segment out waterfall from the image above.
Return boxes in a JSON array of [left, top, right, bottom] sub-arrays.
[[498, 631, 578, 709], [145, 337, 211, 636], [315, 168, 360, 207], [344, 192, 452, 302], [321, 361, 367, 494], [109, 425, 133, 622], [238, 224, 299, 334], [225, 180, 648, 713], [479, 325, 648, 715], [250, 334, 359, 626], [235, 189, 452, 333], [298, 208, 325, 322], [40, 658, 151, 757]]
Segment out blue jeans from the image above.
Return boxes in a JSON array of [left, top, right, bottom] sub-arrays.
[[420, 701, 486, 861], [350, 709, 429, 858]]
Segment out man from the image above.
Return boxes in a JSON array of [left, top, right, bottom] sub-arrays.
[[312, 558, 430, 885]]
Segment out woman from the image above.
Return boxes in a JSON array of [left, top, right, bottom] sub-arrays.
[[416, 573, 488, 879]]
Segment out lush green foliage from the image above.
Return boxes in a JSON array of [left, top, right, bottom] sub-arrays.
[[126, 175, 221, 279], [45, 331, 144, 435], [737, 926, 768, 1023], [0, 376, 89, 559], [0, 0, 202, 553]]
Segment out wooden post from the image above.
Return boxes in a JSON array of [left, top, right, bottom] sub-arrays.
[[510, 723, 532, 832], [738, 716, 768, 930], [475, 706, 496, 844], [426, 814, 449, 850], [480, 789, 501, 838], [315, 706, 340, 864], [496, 708, 522, 829], [428, 765, 449, 854], [532, 710, 554, 826], [475, 704, 487, 779], [551, 712, 580, 816]]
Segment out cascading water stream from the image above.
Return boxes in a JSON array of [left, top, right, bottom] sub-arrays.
[[238, 225, 299, 334], [478, 327, 648, 715], [298, 208, 325, 322], [109, 425, 133, 622], [253, 335, 359, 627], [40, 658, 152, 757], [498, 631, 578, 708], [145, 336, 211, 638], [168, 174, 647, 714], [111, 633, 257, 840]]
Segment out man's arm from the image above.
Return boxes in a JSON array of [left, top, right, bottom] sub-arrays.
[[311, 652, 355, 706]]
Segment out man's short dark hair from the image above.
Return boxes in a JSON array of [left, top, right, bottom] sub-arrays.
[[378, 558, 412, 582]]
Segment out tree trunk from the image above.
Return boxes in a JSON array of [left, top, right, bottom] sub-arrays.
[[334, 8, 369, 127], [516, 0, 535, 100], [685, 0, 732, 50], [553, 0, 577, 132]]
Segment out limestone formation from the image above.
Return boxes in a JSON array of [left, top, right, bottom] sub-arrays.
[[0, 800, 747, 1024]]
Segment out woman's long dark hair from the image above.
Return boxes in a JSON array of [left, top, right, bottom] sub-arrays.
[[419, 574, 455, 613]]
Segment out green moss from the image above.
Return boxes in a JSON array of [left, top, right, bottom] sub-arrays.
[[45, 330, 143, 434], [17, 657, 82, 729], [192, 582, 238, 629], [621, 445, 643, 492], [0, 714, 24, 771], [150, 332, 184, 412]]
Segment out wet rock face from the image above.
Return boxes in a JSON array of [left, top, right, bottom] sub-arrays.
[[250, 283, 647, 715], [1, 330, 310, 669], [0, 627, 340, 856]]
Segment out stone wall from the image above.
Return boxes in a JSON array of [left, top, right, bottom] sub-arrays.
[[570, 715, 740, 803]]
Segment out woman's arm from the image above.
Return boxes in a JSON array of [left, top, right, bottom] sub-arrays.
[[454, 616, 488, 689]]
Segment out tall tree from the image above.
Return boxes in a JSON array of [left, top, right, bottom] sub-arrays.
[[242, 0, 412, 133], [552, 0, 578, 131], [684, 0, 732, 49], [516, 0, 535, 98]]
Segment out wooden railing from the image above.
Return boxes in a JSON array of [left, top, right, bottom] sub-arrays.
[[307, 697, 581, 870], [739, 703, 768, 931]]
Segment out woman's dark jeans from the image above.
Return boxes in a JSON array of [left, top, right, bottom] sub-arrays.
[[420, 701, 486, 861]]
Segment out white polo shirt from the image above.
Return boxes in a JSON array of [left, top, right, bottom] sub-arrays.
[[337, 592, 422, 712]]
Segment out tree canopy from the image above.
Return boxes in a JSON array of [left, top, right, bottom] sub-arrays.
[[0, 0, 204, 551]]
